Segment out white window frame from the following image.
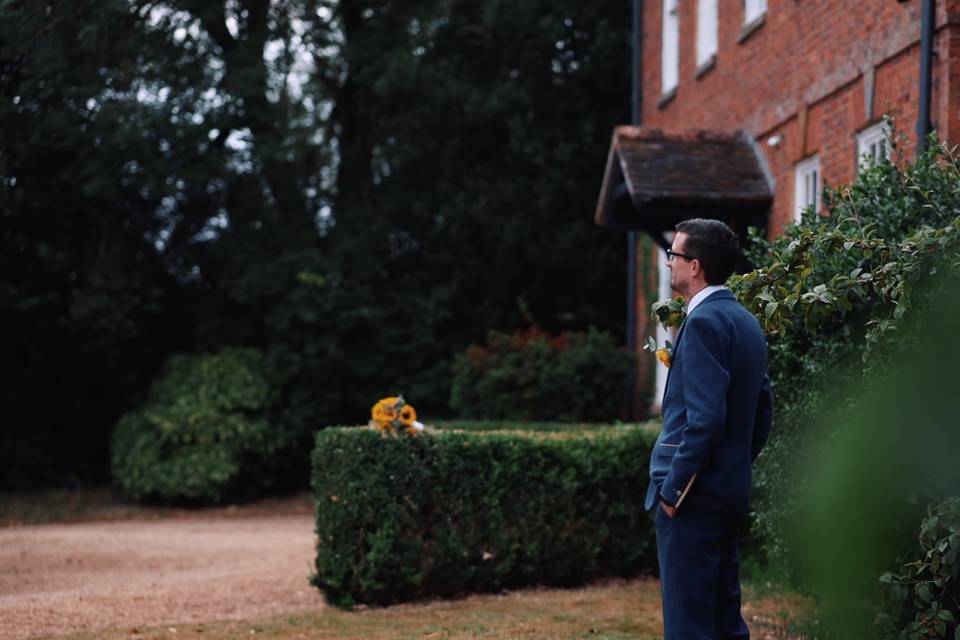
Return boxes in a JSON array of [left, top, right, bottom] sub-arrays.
[[696, 0, 718, 68], [857, 122, 891, 168], [655, 235, 674, 412], [794, 155, 821, 223], [744, 0, 767, 24], [661, 0, 680, 95]]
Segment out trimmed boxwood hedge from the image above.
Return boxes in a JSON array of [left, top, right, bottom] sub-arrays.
[[310, 424, 659, 608]]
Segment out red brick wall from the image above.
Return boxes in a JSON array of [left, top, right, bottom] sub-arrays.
[[640, 0, 960, 234]]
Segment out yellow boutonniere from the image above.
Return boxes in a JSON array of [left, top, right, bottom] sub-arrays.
[[644, 296, 686, 368], [644, 337, 674, 368], [655, 348, 672, 368]]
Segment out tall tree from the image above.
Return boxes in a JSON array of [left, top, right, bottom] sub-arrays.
[[288, 0, 632, 415], [1, 0, 186, 485], [0, 0, 332, 486]]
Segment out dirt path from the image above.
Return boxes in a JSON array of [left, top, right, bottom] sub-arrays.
[[0, 513, 325, 640], [0, 495, 811, 640]]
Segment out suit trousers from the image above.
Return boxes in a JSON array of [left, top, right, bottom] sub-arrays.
[[654, 494, 750, 640]]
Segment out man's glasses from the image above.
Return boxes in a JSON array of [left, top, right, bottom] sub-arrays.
[[665, 248, 696, 262]]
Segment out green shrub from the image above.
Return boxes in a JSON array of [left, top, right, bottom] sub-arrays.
[[778, 277, 960, 638], [429, 420, 651, 432], [876, 497, 960, 639], [111, 347, 293, 504], [310, 424, 658, 608], [449, 327, 634, 422], [730, 136, 960, 571]]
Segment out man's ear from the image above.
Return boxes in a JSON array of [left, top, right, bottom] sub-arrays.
[[691, 258, 702, 278]]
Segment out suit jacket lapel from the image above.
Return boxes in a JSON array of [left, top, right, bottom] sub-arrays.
[[663, 320, 686, 391], [662, 289, 734, 392]]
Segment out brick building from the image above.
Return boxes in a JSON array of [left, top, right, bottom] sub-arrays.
[[595, 0, 960, 416]]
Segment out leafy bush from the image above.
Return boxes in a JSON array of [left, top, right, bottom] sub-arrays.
[[310, 424, 658, 608], [877, 497, 960, 639], [111, 347, 294, 504], [728, 136, 960, 570], [449, 327, 634, 422], [776, 274, 960, 638]]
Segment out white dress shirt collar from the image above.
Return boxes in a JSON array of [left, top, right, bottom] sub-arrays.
[[686, 285, 727, 317]]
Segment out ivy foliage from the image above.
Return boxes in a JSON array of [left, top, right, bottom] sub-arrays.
[[730, 208, 960, 374], [111, 348, 294, 503], [877, 497, 960, 640], [723, 137, 960, 569], [786, 269, 960, 639]]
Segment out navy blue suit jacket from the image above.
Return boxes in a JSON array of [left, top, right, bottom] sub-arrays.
[[645, 289, 773, 514]]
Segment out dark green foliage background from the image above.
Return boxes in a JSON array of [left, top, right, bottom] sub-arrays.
[[0, 0, 630, 489], [311, 426, 658, 608], [449, 328, 635, 422]]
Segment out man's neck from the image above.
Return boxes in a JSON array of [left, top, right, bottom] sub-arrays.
[[684, 282, 708, 301], [686, 283, 726, 316]]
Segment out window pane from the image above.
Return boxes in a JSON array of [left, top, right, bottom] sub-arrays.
[[857, 122, 890, 169], [795, 156, 820, 222], [745, 0, 766, 23], [662, 0, 679, 92], [697, 0, 718, 66]]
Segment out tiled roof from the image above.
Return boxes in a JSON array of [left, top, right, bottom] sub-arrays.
[[595, 126, 773, 232]]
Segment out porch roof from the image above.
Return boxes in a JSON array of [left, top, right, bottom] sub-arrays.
[[594, 126, 773, 236]]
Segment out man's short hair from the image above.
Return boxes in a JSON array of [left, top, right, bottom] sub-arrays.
[[675, 218, 740, 285]]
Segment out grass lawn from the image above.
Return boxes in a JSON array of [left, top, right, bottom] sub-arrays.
[[48, 578, 813, 640]]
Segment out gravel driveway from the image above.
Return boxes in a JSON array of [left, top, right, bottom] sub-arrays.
[[0, 513, 324, 639]]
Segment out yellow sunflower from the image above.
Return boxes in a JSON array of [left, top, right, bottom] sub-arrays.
[[399, 405, 417, 426]]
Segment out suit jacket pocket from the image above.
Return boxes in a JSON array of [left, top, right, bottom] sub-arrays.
[[653, 442, 679, 464]]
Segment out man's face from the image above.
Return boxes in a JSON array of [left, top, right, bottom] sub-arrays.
[[668, 232, 694, 296]]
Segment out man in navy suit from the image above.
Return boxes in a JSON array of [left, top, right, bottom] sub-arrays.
[[645, 218, 773, 639]]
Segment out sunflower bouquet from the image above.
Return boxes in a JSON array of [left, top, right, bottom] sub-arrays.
[[370, 395, 424, 436]]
